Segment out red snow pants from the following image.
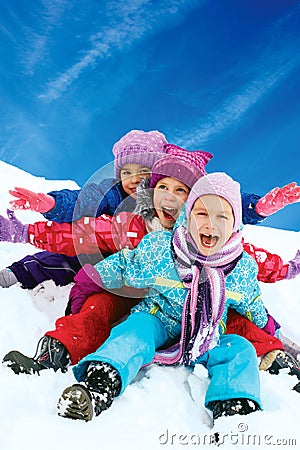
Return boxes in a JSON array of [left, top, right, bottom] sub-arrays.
[[226, 309, 284, 356], [46, 291, 140, 364]]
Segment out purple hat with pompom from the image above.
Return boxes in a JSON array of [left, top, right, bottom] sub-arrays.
[[113, 130, 167, 179]]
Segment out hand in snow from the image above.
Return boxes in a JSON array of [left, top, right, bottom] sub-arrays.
[[0, 209, 29, 243]]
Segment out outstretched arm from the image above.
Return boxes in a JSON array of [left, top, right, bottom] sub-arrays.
[[256, 182, 300, 217], [9, 187, 55, 213], [243, 241, 300, 282], [241, 182, 300, 226], [1, 208, 147, 257], [28, 212, 146, 256]]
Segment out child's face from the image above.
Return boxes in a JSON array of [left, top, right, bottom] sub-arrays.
[[153, 177, 190, 229], [120, 163, 151, 198], [189, 194, 235, 256]]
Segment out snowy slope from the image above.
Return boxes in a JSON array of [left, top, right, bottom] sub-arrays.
[[0, 161, 299, 450]]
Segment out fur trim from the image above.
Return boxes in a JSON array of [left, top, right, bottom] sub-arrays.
[[134, 178, 155, 221]]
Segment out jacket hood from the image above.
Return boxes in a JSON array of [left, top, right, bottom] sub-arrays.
[[134, 178, 189, 228], [134, 178, 155, 221]]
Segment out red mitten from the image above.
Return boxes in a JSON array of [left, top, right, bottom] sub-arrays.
[[9, 187, 56, 213], [256, 182, 300, 217]]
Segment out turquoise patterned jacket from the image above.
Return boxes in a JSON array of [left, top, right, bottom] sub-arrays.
[[94, 228, 268, 339]]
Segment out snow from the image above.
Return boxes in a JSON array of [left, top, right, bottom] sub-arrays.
[[0, 160, 299, 450]]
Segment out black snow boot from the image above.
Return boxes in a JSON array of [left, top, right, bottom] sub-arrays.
[[2, 336, 70, 375], [293, 382, 300, 393], [57, 361, 121, 421], [209, 398, 261, 422], [266, 350, 298, 375], [290, 366, 300, 393]]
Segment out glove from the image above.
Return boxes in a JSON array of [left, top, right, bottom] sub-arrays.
[[65, 264, 103, 315], [9, 187, 56, 213], [0, 209, 29, 243], [256, 182, 300, 217], [285, 250, 300, 280]]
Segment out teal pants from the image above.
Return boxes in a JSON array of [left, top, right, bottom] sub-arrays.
[[73, 312, 262, 408]]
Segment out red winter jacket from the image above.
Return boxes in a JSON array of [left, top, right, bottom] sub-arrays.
[[28, 213, 289, 283], [28, 212, 147, 256]]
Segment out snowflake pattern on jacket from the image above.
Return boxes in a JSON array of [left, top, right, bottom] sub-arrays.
[[93, 229, 268, 340]]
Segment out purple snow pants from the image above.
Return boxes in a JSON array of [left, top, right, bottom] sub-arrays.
[[9, 251, 103, 289]]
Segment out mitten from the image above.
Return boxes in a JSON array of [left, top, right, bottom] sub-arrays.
[[285, 250, 300, 280], [9, 187, 56, 213], [65, 264, 103, 315], [256, 182, 300, 217], [0, 210, 28, 243]]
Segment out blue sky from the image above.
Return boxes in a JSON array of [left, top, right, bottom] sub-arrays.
[[0, 0, 299, 230]]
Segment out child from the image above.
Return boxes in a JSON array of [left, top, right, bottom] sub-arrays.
[[0, 139, 299, 288], [3, 145, 212, 373], [2, 147, 300, 374], [0, 129, 167, 289], [56, 172, 271, 422]]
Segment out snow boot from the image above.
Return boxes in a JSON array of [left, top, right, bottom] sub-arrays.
[[290, 365, 300, 380], [278, 331, 300, 362], [0, 268, 18, 288], [2, 336, 70, 375], [3, 350, 45, 375], [264, 350, 298, 375], [293, 382, 300, 393], [289, 366, 300, 393], [209, 398, 260, 422], [57, 361, 121, 421]]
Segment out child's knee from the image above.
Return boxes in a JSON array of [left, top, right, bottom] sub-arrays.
[[126, 312, 167, 348], [226, 334, 257, 358]]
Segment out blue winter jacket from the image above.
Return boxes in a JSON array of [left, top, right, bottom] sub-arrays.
[[43, 178, 135, 223], [93, 228, 268, 340], [43, 176, 263, 225]]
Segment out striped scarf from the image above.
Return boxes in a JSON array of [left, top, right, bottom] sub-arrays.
[[171, 225, 243, 364]]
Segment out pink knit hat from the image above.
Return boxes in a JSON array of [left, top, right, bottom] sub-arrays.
[[186, 172, 242, 232], [149, 144, 213, 189], [113, 130, 167, 178]]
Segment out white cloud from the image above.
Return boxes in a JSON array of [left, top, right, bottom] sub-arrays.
[[38, 0, 203, 101], [173, 5, 300, 148], [20, 0, 71, 74], [176, 52, 300, 148]]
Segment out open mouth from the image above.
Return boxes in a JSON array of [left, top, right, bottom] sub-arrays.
[[161, 206, 178, 222], [200, 233, 219, 249]]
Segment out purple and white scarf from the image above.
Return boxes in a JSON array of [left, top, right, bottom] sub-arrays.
[[171, 225, 243, 364]]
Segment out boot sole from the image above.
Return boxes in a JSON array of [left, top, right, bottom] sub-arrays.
[[57, 384, 94, 422], [2, 351, 45, 375]]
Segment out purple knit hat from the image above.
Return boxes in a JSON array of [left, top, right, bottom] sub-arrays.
[[113, 130, 167, 178], [149, 144, 213, 189], [186, 172, 242, 232]]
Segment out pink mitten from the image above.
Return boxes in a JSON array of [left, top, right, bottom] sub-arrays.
[[256, 182, 300, 217], [9, 187, 55, 213]]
